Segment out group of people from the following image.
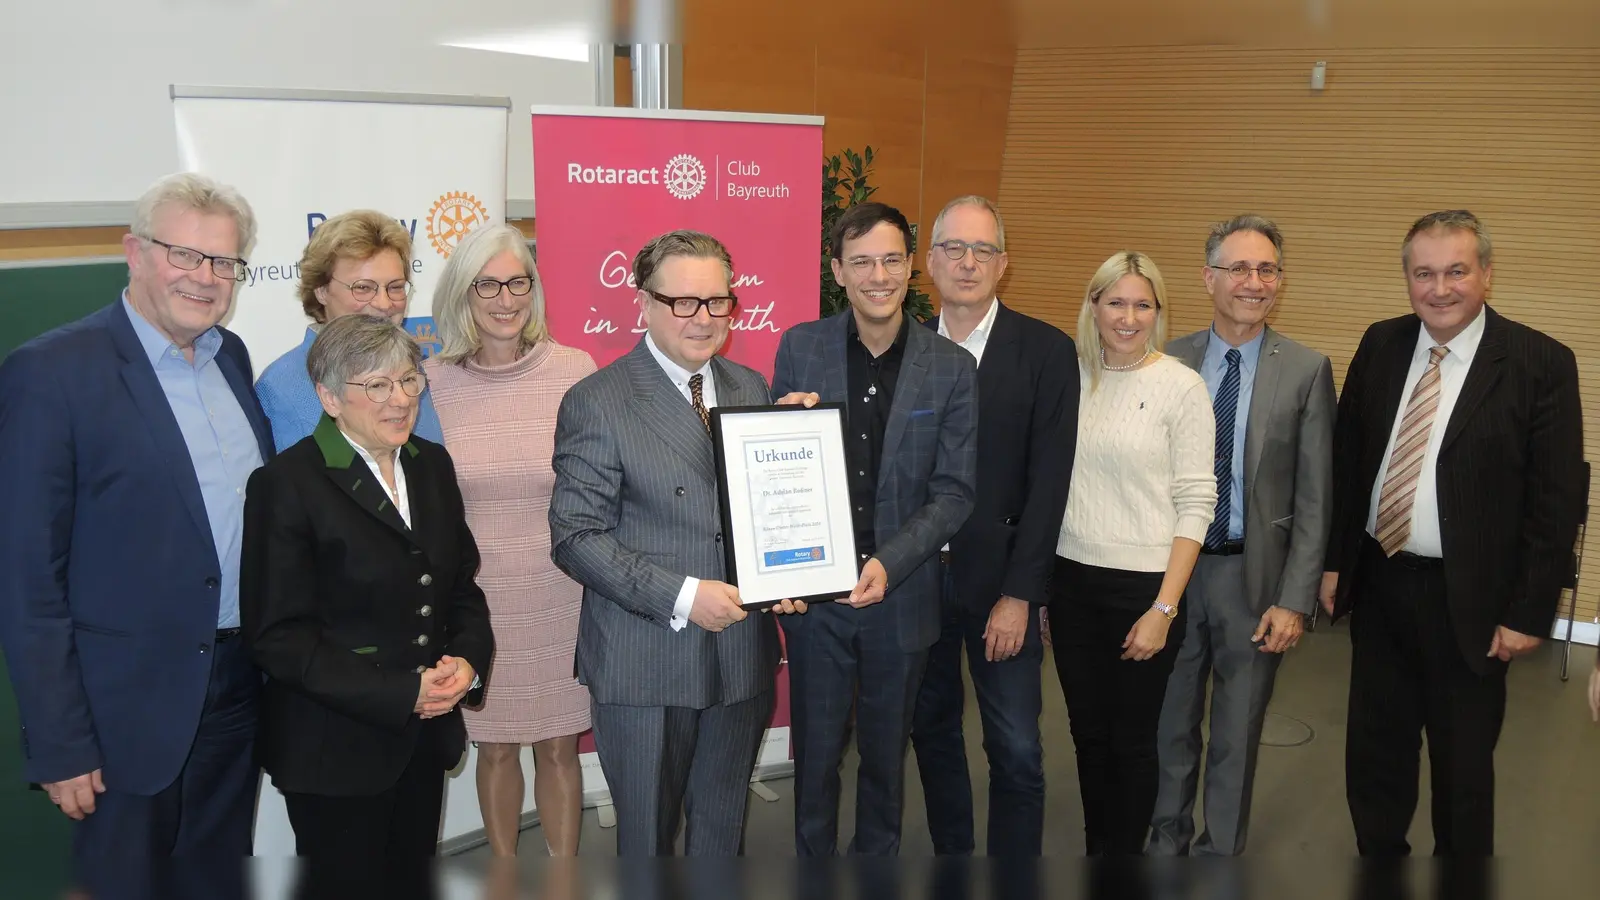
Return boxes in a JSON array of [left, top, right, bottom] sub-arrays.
[[0, 169, 1590, 898]]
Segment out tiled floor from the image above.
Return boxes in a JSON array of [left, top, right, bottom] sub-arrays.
[[419, 622, 1600, 897]]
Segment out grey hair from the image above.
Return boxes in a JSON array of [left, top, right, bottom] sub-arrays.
[[633, 230, 734, 293], [432, 224, 549, 363], [930, 195, 1006, 251], [1402, 209, 1493, 269], [306, 314, 423, 397], [130, 172, 258, 258], [1205, 214, 1283, 266]]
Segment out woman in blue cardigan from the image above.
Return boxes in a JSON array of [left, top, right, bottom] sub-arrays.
[[255, 209, 442, 450]]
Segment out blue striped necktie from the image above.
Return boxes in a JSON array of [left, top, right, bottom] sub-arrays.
[[1205, 348, 1241, 550]]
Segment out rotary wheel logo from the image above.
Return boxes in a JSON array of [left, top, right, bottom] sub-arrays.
[[426, 191, 490, 258], [663, 154, 707, 200]]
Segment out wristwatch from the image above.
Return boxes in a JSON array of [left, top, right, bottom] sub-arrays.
[[1151, 600, 1178, 620]]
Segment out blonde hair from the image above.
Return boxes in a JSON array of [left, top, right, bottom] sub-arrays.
[[296, 210, 414, 323], [1076, 250, 1170, 391], [432, 224, 550, 363], [131, 172, 258, 258]]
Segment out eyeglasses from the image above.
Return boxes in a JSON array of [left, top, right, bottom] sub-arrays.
[[346, 371, 427, 403], [472, 276, 534, 300], [329, 275, 412, 304], [845, 254, 909, 276], [1209, 262, 1282, 284], [646, 290, 739, 318], [146, 238, 247, 282], [932, 240, 1001, 263]]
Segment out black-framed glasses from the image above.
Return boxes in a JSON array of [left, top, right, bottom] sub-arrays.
[[346, 371, 427, 403], [845, 254, 908, 276], [329, 275, 412, 304], [646, 290, 738, 318], [146, 238, 247, 282], [472, 275, 535, 300], [1209, 262, 1282, 284], [932, 240, 1001, 263]]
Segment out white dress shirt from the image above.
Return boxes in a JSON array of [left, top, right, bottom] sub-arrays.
[[1365, 307, 1488, 557], [937, 297, 1000, 367], [645, 334, 717, 631], [343, 431, 412, 529]]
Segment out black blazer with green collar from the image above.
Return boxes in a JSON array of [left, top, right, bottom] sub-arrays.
[[241, 414, 493, 797]]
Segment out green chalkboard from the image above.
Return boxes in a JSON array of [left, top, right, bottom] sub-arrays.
[[0, 259, 124, 893], [0, 260, 130, 360]]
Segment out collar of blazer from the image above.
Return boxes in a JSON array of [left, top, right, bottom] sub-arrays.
[[313, 413, 422, 539], [1170, 325, 1282, 491], [1378, 306, 1508, 457], [622, 338, 752, 485], [314, 412, 421, 468]]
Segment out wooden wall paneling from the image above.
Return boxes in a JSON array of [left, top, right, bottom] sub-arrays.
[[1000, 46, 1600, 619]]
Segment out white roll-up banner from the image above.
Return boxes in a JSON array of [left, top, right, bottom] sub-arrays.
[[172, 87, 512, 855]]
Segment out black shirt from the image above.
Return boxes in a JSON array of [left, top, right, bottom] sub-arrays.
[[844, 313, 911, 562]]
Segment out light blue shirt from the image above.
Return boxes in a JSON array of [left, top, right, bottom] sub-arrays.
[[256, 326, 443, 452], [1200, 326, 1264, 541], [122, 295, 263, 629]]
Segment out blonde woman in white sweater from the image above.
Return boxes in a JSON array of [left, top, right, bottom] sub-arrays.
[[1049, 251, 1217, 856]]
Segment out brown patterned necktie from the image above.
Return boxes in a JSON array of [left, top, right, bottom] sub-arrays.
[[1374, 345, 1449, 556], [688, 373, 711, 434]]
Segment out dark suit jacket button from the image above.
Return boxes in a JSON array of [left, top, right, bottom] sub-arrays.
[[675, 487, 686, 496], [716, 534, 723, 543], [414, 634, 430, 647], [418, 574, 433, 586], [205, 577, 219, 589], [419, 605, 433, 617], [198, 643, 210, 653]]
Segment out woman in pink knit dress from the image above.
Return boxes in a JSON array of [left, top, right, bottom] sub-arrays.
[[424, 224, 596, 856]]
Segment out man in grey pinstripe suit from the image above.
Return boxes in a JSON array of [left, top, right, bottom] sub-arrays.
[[774, 202, 978, 855], [549, 231, 805, 855]]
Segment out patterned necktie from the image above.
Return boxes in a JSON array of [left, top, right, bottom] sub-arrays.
[[688, 373, 711, 434], [1375, 346, 1449, 556], [1204, 348, 1242, 550]]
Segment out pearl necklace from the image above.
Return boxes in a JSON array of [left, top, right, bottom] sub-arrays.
[[1101, 347, 1151, 371]]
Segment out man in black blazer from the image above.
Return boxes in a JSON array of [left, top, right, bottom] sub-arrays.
[[908, 196, 1076, 857], [1321, 210, 1585, 856], [773, 202, 978, 856]]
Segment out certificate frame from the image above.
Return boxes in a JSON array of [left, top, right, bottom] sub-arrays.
[[710, 403, 861, 608]]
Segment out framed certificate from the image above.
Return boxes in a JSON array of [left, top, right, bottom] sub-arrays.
[[710, 404, 861, 608]]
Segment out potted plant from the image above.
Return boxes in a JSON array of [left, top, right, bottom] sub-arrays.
[[820, 146, 933, 321]]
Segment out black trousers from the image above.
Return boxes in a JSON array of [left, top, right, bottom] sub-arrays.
[[1346, 536, 1508, 857], [910, 561, 1045, 856], [1048, 556, 1186, 856], [282, 739, 446, 900]]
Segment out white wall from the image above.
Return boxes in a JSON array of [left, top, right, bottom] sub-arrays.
[[0, 0, 602, 207]]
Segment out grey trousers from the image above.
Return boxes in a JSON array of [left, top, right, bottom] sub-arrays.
[[590, 692, 774, 856], [1148, 553, 1285, 856]]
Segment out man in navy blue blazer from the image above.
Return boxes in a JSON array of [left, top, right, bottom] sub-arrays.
[[0, 172, 273, 896]]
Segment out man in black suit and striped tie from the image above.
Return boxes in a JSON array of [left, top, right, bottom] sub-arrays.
[[1321, 210, 1585, 856]]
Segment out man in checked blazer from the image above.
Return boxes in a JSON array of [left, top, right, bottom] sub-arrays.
[[1322, 210, 1584, 855], [548, 231, 805, 855], [773, 202, 978, 856], [1149, 215, 1336, 856]]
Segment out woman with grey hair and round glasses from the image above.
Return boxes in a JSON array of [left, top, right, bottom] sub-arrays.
[[423, 223, 597, 857], [241, 314, 493, 889]]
